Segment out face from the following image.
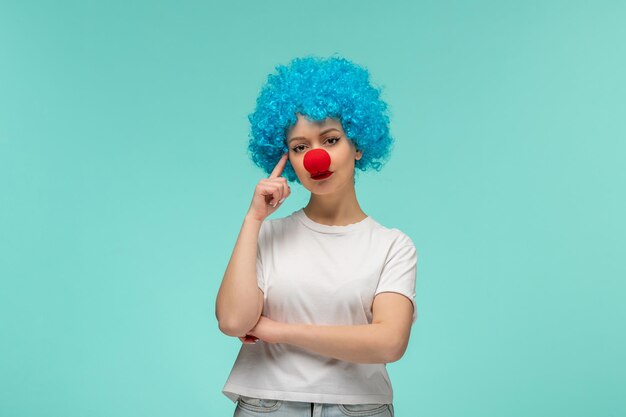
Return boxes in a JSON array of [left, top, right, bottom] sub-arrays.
[[286, 113, 362, 193]]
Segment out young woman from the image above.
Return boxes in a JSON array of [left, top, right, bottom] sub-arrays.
[[215, 55, 418, 417]]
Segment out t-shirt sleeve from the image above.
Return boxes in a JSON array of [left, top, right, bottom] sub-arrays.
[[374, 234, 418, 324]]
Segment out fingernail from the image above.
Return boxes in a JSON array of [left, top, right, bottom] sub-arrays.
[[278, 198, 285, 204], [272, 201, 277, 207]]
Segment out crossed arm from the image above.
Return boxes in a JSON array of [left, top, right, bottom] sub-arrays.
[[240, 292, 414, 364]]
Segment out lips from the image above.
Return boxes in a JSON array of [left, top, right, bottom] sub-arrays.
[[311, 171, 333, 180]]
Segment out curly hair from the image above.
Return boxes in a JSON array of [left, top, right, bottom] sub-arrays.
[[247, 54, 394, 184]]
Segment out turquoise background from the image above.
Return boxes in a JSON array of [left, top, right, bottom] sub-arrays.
[[1, 1, 624, 416]]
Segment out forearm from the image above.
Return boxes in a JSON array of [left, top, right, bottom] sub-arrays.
[[279, 322, 397, 364], [215, 215, 263, 335]]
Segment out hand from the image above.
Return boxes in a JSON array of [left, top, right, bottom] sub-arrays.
[[247, 152, 291, 222], [238, 335, 259, 344], [238, 316, 284, 345]]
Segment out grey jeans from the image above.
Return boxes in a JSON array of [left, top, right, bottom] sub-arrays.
[[234, 395, 394, 417]]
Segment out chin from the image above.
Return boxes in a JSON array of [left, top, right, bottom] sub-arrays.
[[300, 177, 344, 195]]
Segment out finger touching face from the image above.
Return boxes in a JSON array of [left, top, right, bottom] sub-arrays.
[[269, 152, 289, 179]]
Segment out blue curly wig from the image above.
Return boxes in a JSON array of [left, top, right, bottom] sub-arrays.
[[247, 54, 394, 184]]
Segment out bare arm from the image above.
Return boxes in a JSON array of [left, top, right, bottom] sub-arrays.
[[247, 292, 415, 363], [285, 293, 413, 363], [215, 215, 265, 337], [215, 152, 290, 338], [284, 322, 393, 363]]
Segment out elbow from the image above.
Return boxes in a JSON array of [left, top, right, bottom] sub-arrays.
[[218, 319, 249, 337], [215, 304, 255, 337], [215, 306, 237, 336], [385, 349, 403, 363], [218, 317, 259, 338], [218, 320, 237, 337], [215, 287, 264, 338], [384, 338, 409, 363]]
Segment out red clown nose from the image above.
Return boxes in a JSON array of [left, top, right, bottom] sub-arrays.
[[303, 148, 333, 180]]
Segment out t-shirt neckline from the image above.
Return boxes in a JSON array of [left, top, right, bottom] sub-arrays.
[[294, 208, 372, 234]]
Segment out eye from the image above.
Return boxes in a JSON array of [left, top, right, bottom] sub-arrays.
[[291, 136, 341, 153]]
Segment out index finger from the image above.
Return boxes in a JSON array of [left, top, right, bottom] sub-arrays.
[[269, 152, 289, 179]]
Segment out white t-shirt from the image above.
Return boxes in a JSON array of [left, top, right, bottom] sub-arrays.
[[222, 208, 418, 405]]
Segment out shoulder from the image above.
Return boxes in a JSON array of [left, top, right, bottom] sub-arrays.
[[368, 218, 416, 249], [258, 211, 298, 240]]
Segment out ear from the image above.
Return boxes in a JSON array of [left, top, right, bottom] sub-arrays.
[[355, 149, 363, 161]]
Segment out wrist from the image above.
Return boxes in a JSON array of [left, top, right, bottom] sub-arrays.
[[244, 213, 264, 225], [277, 321, 296, 344]]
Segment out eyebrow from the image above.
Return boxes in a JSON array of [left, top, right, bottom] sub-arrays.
[[288, 128, 341, 144]]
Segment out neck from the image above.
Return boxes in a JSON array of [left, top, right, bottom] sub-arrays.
[[303, 181, 366, 226]]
